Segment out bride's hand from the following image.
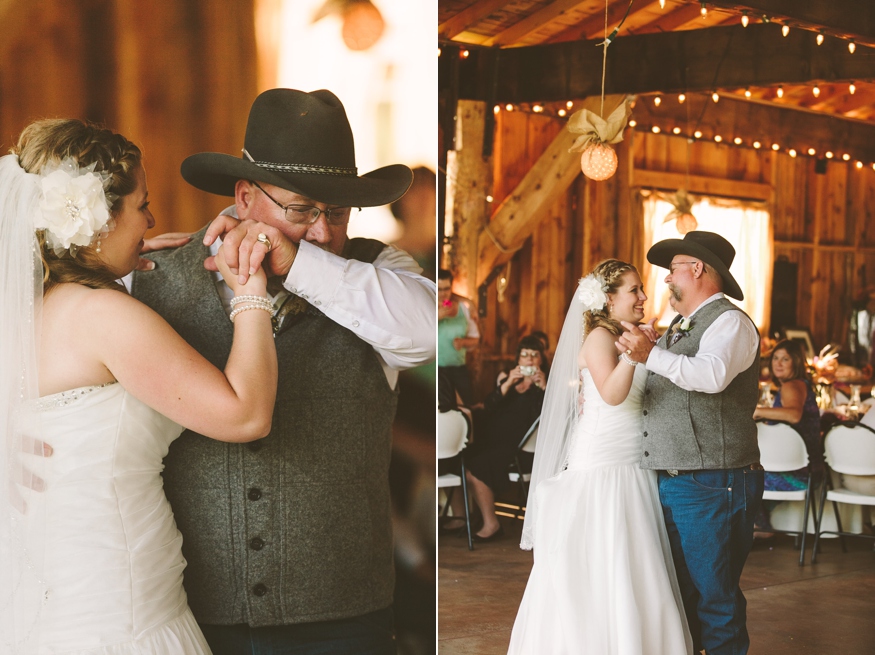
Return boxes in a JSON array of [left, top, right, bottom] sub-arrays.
[[639, 318, 660, 345], [215, 244, 268, 296]]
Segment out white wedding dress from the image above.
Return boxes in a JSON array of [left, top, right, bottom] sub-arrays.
[[25, 382, 212, 654], [508, 366, 693, 655]]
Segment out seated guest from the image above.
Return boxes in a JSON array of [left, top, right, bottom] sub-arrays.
[[444, 335, 548, 541], [753, 339, 822, 534]]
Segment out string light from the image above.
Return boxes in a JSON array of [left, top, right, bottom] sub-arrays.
[[460, 49, 470, 59], [849, 40, 856, 54], [700, 2, 707, 17], [493, 105, 501, 114], [856, 161, 863, 169], [842, 153, 851, 161], [673, 127, 682, 134], [629, 119, 637, 127], [808, 148, 816, 156], [678, 93, 686, 103], [505, 104, 513, 111], [850, 83, 856, 95], [734, 137, 743, 145], [437, 48, 441, 57], [789, 149, 797, 157], [659, 0, 665, 7], [714, 135, 723, 142], [694, 130, 703, 139], [486, 195, 494, 203], [753, 141, 762, 149], [812, 85, 821, 98], [825, 151, 834, 159], [533, 104, 543, 113], [652, 126, 661, 133], [771, 143, 780, 151], [712, 92, 720, 103], [558, 109, 567, 117], [744, 88, 752, 98], [782, 25, 789, 37], [566, 100, 573, 109], [777, 85, 784, 99], [653, 95, 662, 107], [741, 11, 749, 27], [816, 31, 824, 46]]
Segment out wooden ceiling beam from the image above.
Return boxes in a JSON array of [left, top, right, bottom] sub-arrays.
[[631, 92, 875, 163], [456, 24, 875, 102], [439, 0, 510, 41], [482, 0, 590, 47], [706, 0, 875, 48], [548, 0, 660, 44]]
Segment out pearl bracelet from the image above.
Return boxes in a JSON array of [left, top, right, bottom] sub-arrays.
[[620, 352, 638, 367], [229, 304, 274, 322], [230, 294, 272, 308]]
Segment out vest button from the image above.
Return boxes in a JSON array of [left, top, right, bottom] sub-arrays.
[[247, 441, 263, 453], [248, 488, 262, 501], [644, 451, 649, 457], [249, 537, 265, 551], [643, 410, 648, 416], [252, 583, 267, 596]]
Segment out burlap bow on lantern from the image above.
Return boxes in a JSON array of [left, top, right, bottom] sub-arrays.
[[567, 98, 632, 152]]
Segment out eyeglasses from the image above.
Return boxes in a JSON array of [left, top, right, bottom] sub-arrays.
[[253, 181, 359, 226], [669, 261, 699, 275], [519, 350, 541, 358]]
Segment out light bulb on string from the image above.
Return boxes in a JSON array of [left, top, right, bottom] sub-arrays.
[[782, 24, 789, 37], [849, 40, 856, 54], [753, 141, 762, 149], [808, 148, 816, 156], [505, 104, 513, 111], [777, 85, 784, 98], [566, 100, 573, 109], [714, 135, 723, 142], [653, 95, 662, 107], [629, 119, 637, 127], [771, 143, 780, 151], [558, 109, 567, 117], [493, 105, 501, 114], [872, 164, 875, 171], [461, 49, 470, 59], [712, 92, 720, 103], [486, 195, 494, 203], [842, 153, 851, 161], [741, 11, 749, 27], [659, 0, 665, 8], [700, 2, 707, 17], [789, 149, 797, 157], [816, 31, 824, 45], [744, 88, 752, 98], [437, 47, 441, 57], [856, 161, 863, 169], [850, 82, 856, 95], [694, 130, 702, 139], [673, 127, 682, 134], [533, 104, 543, 113], [812, 85, 821, 98], [826, 151, 834, 159], [652, 126, 661, 134], [734, 137, 743, 145], [678, 93, 686, 103]]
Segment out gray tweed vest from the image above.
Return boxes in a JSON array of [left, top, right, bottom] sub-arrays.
[[132, 229, 398, 626], [640, 298, 760, 470]]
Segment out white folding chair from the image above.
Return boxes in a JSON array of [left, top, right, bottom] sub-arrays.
[[503, 417, 540, 520], [835, 389, 850, 405], [756, 421, 814, 565], [438, 409, 474, 550], [812, 422, 875, 562]]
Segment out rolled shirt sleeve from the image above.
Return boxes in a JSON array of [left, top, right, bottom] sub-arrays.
[[646, 298, 760, 394], [284, 240, 436, 371]]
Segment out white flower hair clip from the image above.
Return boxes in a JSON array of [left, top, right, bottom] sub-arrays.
[[34, 158, 117, 255], [577, 274, 608, 312]]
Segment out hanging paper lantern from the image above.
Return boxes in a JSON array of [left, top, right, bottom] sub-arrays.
[[567, 98, 631, 182], [675, 212, 698, 234], [663, 189, 698, 234], [341, 1, 385, 51], [580, 143, 618, 181]]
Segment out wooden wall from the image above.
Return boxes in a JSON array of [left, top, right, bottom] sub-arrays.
[[457, 104, 875, 400], [0, 0, 259, 236]]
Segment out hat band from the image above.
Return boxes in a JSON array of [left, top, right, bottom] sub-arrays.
[[242, 149, 357, 177]]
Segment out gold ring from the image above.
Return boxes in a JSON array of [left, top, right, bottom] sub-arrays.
[[626, 349, 632, 356], [256, 233, 272, 251]]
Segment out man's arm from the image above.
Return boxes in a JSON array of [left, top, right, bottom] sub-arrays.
[[645, 311, 759, 393], [285, 240, 436, 370]]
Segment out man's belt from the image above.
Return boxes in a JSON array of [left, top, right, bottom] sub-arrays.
[[665, 463, 764, 477]]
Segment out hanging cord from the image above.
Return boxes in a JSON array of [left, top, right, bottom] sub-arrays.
[[597, 0, 635, 117]]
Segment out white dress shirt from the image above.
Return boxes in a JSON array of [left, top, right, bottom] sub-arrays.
[[646, 293, 760, 394]]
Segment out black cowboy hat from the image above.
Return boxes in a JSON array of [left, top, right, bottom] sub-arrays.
[[647, 231, 744, 300], [180, 88, 412, 207]]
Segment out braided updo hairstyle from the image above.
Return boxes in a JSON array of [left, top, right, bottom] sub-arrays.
[[12, 118, 143, 295], [583, 259, 639, 337]]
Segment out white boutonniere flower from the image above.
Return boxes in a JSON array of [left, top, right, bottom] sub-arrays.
[[679, 317, 693, 332], [577, 274, 608, 312], [34, 158, 115, 254]]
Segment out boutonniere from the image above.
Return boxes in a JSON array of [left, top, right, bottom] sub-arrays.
[[668, 317, 693, 345], [679, 317, 693, 332]]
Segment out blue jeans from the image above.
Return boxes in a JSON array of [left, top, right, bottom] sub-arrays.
[[658, 467, 764, 655], [199, 606, 396, 655]]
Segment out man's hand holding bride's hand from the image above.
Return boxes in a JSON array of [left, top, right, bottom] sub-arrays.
[[616, 319, 658, 364], [203, 215, 297, 285]]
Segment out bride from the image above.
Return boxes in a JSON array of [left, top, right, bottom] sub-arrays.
[[0, 119, 278, 653], [508, 259, 693, 654]]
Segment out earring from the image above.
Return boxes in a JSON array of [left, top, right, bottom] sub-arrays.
[[95, 238, 101, 253]]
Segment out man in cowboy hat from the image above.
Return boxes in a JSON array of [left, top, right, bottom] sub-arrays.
[[616, 231, 763, 655], [132, 88, 435, 654]]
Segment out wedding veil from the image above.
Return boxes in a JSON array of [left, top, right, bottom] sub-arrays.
[[0, 153, 48, 653], [519, 287, 584, 550]]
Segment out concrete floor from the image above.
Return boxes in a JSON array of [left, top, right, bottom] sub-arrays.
[[438, 516, 875, 654]]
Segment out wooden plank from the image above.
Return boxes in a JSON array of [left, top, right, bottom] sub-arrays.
[[630, 93, 875, 170], [631, 169, 773, 201], [549, 0, 699, 43], [439, 0, 510, 40], [461, 24, 875, 101], [482, 0, 591, 47], [475, 94, 627, 285], [707, 0, 875, 47]]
